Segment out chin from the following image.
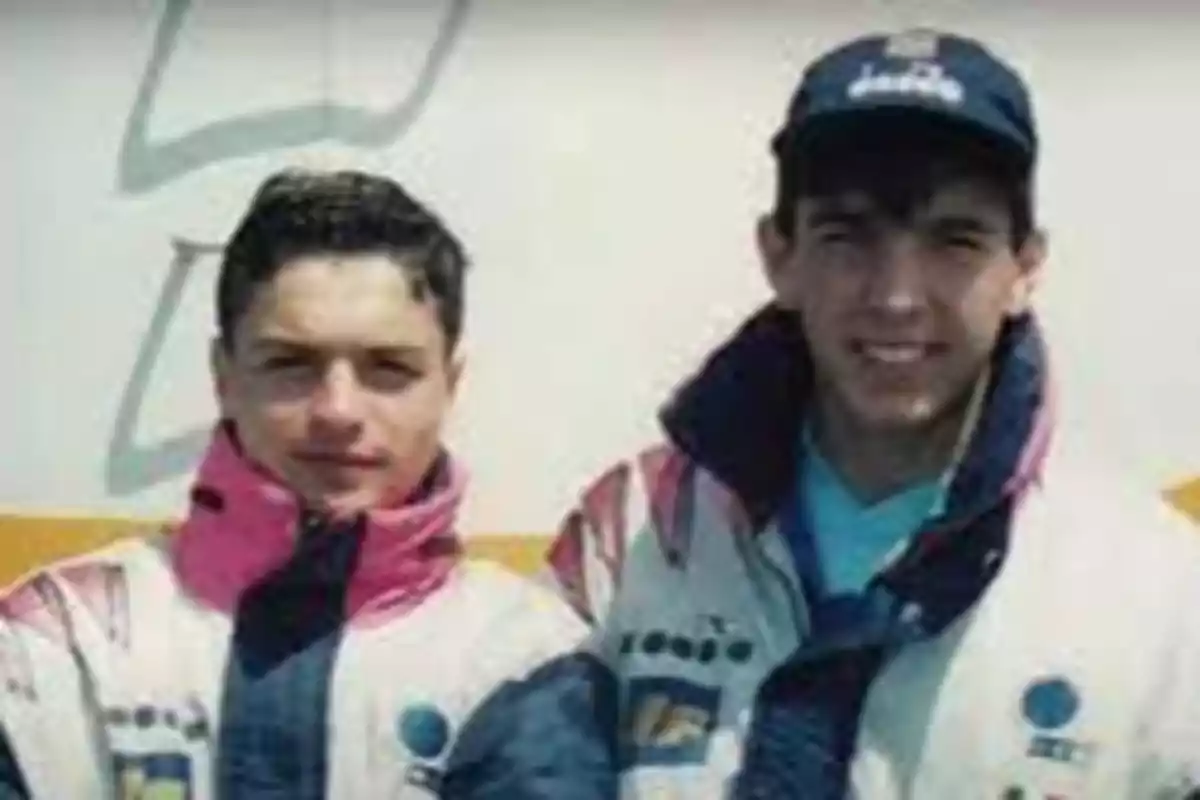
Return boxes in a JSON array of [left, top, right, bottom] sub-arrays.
[[306, 489, 383, 519], [849, 393, 943, 432]]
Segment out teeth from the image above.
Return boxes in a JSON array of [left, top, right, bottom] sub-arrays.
[[862, 344, 924, 364]]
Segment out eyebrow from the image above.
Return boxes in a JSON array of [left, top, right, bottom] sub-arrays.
[[806, 207, 873, 227], [249, 337, 428, 358], [927, 214, 1004, 236], [806, 205, 1004, 236]]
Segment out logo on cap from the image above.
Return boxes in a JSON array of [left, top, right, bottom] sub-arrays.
[[847, 61, 964, 106]]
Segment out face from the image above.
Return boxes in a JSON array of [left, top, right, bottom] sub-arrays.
[[759, 175, 1043, 436], [212, 253, 461, 517]]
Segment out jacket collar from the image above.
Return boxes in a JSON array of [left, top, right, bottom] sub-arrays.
[[171, 425, 465, 624], [659, 304, 1053, 531]]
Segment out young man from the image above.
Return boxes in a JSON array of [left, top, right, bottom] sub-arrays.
[[0, 169, 591, 798], [546, 30, 1200, 798]]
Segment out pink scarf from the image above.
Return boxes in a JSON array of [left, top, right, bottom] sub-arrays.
[[171, 426, 465, 625]]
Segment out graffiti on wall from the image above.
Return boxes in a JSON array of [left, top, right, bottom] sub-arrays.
[[104, 238, 222, 495], [104, 0, 473, 495], [116, 0, 472, 194]]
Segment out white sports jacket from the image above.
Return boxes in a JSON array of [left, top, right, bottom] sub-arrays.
[[0, 428, 587, 799], [546, 307, 1200, 799]]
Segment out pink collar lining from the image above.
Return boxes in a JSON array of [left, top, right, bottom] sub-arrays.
[[171, 427, 465, 625]]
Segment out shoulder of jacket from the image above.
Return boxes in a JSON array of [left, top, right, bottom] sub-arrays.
[[424, 559, 588, 691], [546, 439, 753, 627], [1031, 451, 1200, 576], [0, 530, 166, 646], [450, 558, 587, 638], [573, 440, 744, 547], [455, 557, 562, 605]]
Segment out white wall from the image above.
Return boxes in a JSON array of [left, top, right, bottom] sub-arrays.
[[3, 0, 1200, 536]]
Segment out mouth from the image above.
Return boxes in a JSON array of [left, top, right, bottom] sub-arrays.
[[293, 451, 389, 470], [851, 340, 946, 366]]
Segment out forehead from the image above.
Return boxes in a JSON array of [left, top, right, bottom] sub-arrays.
[[801, 176, 1011, 221], [235, 253, 444, 353]]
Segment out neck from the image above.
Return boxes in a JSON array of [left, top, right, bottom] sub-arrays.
[[811, 376, 987, 505]]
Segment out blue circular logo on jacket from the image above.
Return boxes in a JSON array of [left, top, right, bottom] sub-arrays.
[[398, 704, 451, 759], [1021, 677, 1079, 731]]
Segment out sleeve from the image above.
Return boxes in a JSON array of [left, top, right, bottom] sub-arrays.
[[0, 723, 31, 799], [0, 573, 110, 798], [436, 568, 620, 800], [440, 651, 621, 800], [441, 445, 710, 799]]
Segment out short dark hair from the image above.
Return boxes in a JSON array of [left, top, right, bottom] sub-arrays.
[[216, 168, 470, 352], [772, 115, 1035, 250]]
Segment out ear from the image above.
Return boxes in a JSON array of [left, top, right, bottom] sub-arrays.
[[1007, 228, 1047, 316], [210, 336, 233, 417], [756, 213, 795, 300]]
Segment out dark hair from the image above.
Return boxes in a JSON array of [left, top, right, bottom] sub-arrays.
[[772, 115, 1035, 250], [216, 168, 470, 352]]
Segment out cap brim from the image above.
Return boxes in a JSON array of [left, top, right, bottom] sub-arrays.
[[772, 104, 1033, 168]]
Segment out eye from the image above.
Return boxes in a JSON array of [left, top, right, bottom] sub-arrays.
[[814, 222, 870, 246], [927, 218, 995, 254], [261, 354, 310, 371], [816, 225, 852, 243], [364, 357, 423, 390], [939, 233, 984, 251], [374, 360, 417, 376]]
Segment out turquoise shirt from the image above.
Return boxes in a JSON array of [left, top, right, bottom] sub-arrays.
[[794, 429, 948, 596]]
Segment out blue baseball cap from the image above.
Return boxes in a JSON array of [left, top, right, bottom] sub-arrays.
[[772, 29, 1037, 167]]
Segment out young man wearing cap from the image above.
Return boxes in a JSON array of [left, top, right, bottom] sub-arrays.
[[543, 29, 1200, 798]]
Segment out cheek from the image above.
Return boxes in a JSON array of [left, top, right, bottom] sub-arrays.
[[233, 400, 309, 452], [797, 303, 839, 358], [961, 276, 1022, 341], [974, 259, 1028, 313], [372, 379, 453, 444], [933, 292, 1015, 389], [795, 272, 858, 341]]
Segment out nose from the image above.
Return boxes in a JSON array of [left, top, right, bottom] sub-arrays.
[[309, 360, 366, 433], [862, 233, 927, 317]]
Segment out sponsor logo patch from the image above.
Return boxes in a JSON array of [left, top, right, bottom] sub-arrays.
[[114, 752, 193, 800], [1021, 676, 1095, 768], [621, 676, 720, 768], [398, 703, 452, 792]]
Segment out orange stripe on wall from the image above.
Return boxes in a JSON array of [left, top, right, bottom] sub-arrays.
[[1, 476, 1196, 588], [0, 514, 552, 588], [1164, 477, 1200, 524]]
